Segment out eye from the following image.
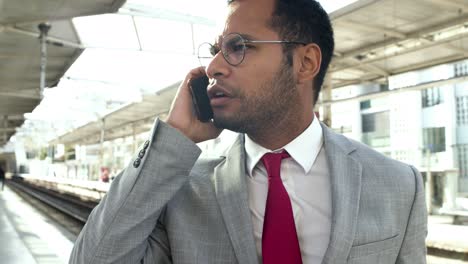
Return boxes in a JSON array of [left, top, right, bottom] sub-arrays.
[[232, 43, 245, 53], [226, 40, 245, 54]]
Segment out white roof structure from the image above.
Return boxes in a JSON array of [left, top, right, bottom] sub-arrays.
[[330, 0, 468, 88], [0, 0, 126, 147], [28, 0, 468, 146], [51, 82, 179, 145]]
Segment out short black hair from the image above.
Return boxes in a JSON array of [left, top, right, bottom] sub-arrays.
[[228, 0, 334, 105]]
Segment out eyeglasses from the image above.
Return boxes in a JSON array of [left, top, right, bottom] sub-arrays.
[[198, 33, 307, 67]]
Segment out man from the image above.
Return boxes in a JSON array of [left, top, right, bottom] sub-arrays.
[[70, 0, 427, 263]]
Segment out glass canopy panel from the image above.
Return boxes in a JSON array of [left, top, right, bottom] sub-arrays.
[[65, 48, 199, 94], [73, 14, 140, 49], [123, 0, 226, 20], [133, 17, 195, 54]]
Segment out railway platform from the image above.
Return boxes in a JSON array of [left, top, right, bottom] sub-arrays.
[[2, 175, 468, 263], [0, 185, 75, 264]]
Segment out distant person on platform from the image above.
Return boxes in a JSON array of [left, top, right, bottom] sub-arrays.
[[0, 166, 5, 191], [70, 0, 428, 263]]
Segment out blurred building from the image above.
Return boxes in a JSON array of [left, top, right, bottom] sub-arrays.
[[329, 58, 468, 211]]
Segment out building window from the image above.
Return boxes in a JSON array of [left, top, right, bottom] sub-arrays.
[[422, 127, 446, 153], [456, 96, 468, 125], [457, 144, 468, 178], [422, 87, 443, 108], [360, 100, 371, 110], [454, 62, 468, 77], [361, 111, 390, 147], [362, 113, 376, 133]]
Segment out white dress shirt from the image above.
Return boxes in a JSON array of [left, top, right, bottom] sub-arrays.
[[245, 115, 331, 264]]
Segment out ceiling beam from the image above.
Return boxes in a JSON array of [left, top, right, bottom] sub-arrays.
[[347, 57, 390, 76], [393, 54, 466, 75], [0, 128, 16, 133], [441, 43, 468, 57], [424, 0, 468, 10], [0, 79, 57, 85], [331, 53, 467, 89], [338, 20, 407, 39], [332, 30, 468, 73], [0, 53, 70, 60], [318, 75, 468, 106], [419, 37, 468, 57], [361, 64, 389, 77], [0, 91, 40, 99], [119, 3, 215, 26], [1, 26, 85, 49], [329, 0, 381, 20], [336, 14, 468, 61], [331, 75, 384, 89], [3, 115, 25, 121]]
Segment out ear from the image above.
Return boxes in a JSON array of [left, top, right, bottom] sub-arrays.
[[296, 43, 322, 84]]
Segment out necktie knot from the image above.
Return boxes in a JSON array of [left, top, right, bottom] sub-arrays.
[[261, 151, 290, 179]]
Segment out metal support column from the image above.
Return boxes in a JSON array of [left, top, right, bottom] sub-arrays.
[[425, 148, 433, 214], [190, 23, 196, 55], [132, 16, 143, 51], [38, 23, 51, 99], [321, 73, 333, 126], [2, 116, 7, 144], [99, 118, 106, 175]]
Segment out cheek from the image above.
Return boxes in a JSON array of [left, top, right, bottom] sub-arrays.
[[232, 57, 282, 95]]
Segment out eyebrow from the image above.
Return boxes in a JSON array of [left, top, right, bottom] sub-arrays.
[[237, 33, 257, 40], [214, 32, 259, 45]]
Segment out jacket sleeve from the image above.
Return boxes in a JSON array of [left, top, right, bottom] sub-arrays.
[[396, 165, 428, 264], [69, 119, 202, 264]]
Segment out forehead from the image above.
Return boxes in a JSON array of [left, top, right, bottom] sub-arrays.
[[218, 0, 278, 39]]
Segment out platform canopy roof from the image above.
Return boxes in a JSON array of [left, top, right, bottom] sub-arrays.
[[50, 82, 179, 145], [329, 0, 468, 88], [0, 0, 126, 147]]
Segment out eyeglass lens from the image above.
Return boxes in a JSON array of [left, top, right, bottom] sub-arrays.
[[198, 34, 246, 67]]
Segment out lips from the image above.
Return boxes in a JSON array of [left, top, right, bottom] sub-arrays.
[[208, 85, 232, 99], [207, 84, 233, 106]]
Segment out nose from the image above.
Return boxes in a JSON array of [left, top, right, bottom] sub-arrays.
[[205, 51, 231, 79]]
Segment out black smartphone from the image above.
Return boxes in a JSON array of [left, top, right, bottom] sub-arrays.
[[190, 75, 213, 122]]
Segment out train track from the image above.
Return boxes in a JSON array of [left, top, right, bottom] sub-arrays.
[[6, 177, 468, 263], [7, 177, 98, 224]]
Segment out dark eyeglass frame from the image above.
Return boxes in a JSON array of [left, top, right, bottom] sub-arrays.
[[198, 32, 307, 67]]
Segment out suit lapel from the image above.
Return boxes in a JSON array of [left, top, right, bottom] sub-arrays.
[[321, 124, 362, 263], [210, 135, 258, 264]]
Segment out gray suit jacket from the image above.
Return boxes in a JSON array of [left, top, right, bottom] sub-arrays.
[[69, 119, 427, 264]]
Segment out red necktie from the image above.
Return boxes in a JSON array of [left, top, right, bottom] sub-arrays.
[[261, 151, 302, 264]]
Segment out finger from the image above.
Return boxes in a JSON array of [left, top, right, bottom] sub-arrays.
[[185, 67, 207, 85]]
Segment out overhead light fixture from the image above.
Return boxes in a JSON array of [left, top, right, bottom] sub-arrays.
[[367, 52, 376, 59], [355, 54, 366, 61]]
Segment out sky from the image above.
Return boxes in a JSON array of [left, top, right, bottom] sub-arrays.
[[3, 0, 358, 151]]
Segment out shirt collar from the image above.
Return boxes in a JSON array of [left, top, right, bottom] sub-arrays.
[[245, 114, 323, 177]]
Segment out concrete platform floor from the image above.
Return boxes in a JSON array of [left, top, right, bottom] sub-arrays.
[[427, 215, 468, 253], [0, 186, 74, 264], [1, 182, 468, 263]]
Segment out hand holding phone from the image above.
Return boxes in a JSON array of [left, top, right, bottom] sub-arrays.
[[166, 67, 222, 143], [190, 75, 213, 122]]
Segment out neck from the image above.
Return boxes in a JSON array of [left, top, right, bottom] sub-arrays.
[[247, 111, 314, 150]]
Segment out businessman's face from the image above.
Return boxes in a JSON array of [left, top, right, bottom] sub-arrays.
[[205, 0, 302, 135]]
